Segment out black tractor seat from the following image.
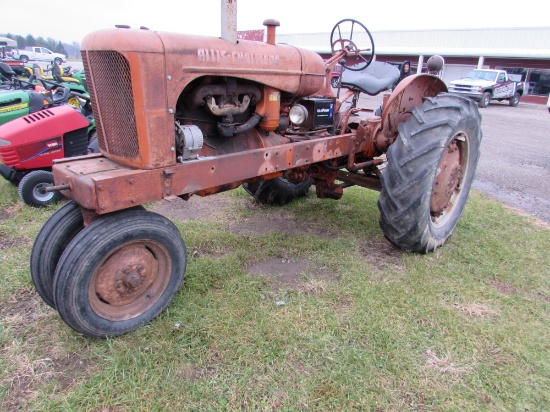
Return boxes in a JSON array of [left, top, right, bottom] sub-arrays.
[[340, 61, 400, 96]]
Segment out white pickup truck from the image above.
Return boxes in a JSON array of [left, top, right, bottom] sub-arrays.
[[448, 69, 524, 108], [13, 46, 66, 64]]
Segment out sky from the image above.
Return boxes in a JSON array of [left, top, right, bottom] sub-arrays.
[[1, 0, 548, 45]]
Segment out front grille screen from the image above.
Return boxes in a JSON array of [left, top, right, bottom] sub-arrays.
[[83, 51, 139, 158]]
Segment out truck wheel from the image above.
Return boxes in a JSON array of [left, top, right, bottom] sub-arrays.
[[378, 93, 482, 252], [242, 177, 312, 205], [509, 92, 521, 107], [18, 170, 62, 207], [20, 55, 29, 63], [30, 201, 84, 308], [53, 209, 187, 338], [478, 92, 491, 108]]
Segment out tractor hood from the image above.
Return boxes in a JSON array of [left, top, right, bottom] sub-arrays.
[[82, 27, 326, 101], [80, 27, 328, 170]]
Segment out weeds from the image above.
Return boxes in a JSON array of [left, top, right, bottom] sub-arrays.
[[1, 179, 548, 411]]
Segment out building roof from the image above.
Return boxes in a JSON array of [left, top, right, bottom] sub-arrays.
[[276, 27, 550, 59], [0, 36, 17, 48]]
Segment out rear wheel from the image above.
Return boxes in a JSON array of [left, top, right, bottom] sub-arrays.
[[18, 170, 61, 207], [509, 92, 521, 107], [20, 55, 29, 63], [243, 177, 312, 205], [478, 92, 491, 108], [378, 93, 482, 252], [53, 209, 186, 338], [331, 76, 339, 88]]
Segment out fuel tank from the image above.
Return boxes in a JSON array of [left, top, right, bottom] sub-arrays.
[[81, 27, 326, 169]]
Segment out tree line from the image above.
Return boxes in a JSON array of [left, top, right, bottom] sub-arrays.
[[0, 33, 70, 56]]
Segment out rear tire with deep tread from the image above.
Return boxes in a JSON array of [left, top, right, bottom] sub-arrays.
[[378, 93, 482, 252], [53, 209, 186, 338], [242, 177, 312, 205]]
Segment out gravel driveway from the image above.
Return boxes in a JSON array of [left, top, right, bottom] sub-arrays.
[[472, 101, 550, 224]]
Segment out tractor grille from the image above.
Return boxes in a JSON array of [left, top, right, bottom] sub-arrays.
[[83, 51, 139, 158]]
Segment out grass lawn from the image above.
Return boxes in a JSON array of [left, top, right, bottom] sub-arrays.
[[0, 178, 548, 411]]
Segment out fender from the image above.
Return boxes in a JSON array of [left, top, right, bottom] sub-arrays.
[[381, 74, 448, 144]]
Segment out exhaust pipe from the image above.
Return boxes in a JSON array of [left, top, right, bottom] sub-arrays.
[[221, 0, 237, 43]]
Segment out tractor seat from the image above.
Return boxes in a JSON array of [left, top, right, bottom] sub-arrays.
[[0, 62, 16, 77], [340, 61, 400, 96]]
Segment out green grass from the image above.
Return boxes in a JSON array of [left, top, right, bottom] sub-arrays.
[[0, 179, 549, 411]]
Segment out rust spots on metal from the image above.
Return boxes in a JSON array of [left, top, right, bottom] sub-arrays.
[[381, 74, 447, 145], [89, 240, 171, 321], [52, 131, 362, 215], [431, 135, 465, 220]]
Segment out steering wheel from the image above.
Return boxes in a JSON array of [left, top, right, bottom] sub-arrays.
[[17, 75, 36, 90], [330, 19, 375, 71]]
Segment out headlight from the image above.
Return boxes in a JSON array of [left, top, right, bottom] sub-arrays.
[[289, 104, 308, 126]]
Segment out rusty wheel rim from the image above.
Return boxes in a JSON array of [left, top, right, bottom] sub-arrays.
[[430, 131, 469, 228], [89, 240, 172, 321]]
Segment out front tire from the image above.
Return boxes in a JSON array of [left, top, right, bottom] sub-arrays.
[[331, 76, 339, 88], [54, 57, 63, 65], [478, 92, 491, 108], [30, 201, 84, 308], [242, 177, 312, 205], [53, 209, 187, 338], [18, 170, 62, 207], [378, 93, 482, 252]]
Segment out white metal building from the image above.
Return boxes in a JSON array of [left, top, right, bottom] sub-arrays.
[[276, 26, 550, 104]]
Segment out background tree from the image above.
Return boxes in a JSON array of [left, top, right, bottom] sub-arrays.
[[15, 35, 25, 48], [1, 32, 72, 57], [25, 34, 36, 46], [55, 41, 67, 56]]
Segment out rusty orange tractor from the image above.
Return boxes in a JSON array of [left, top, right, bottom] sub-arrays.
[[30, 18, 482, 337]]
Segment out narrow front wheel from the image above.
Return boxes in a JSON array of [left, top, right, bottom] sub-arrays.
[[53, 209, 187, 338], [30, 201, 84, 308]]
